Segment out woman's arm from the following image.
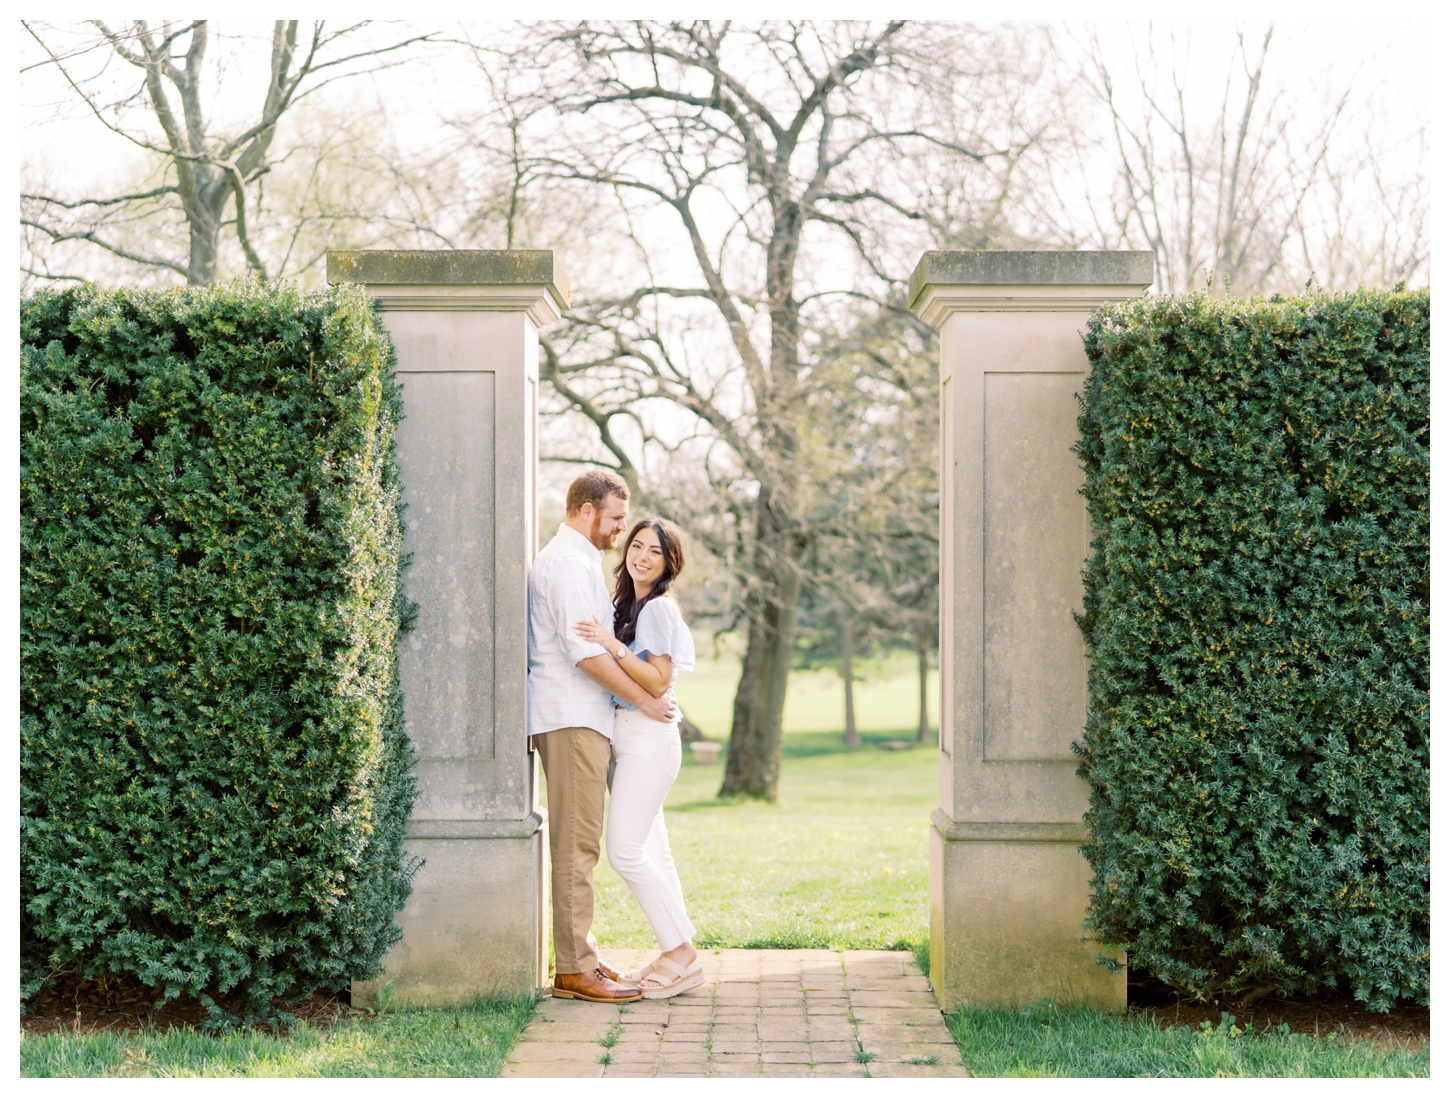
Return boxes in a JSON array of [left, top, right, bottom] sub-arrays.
[[575, 617, 675, 697], [576, 654, 676, 722]]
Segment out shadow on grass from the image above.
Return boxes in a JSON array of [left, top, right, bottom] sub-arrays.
[[695, 931, 930, 962], [910, 938, 931, 979], [670, 730, 937, 812], [780, 730, 935, 759], [669, 794, 751, 813]]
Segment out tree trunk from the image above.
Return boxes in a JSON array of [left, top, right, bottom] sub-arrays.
[[187, 216, 221, 284], [916, 634, 932, 744], [185, 176, 228, 284], [841, 613, 859, 747], [719, 486, 802, 801]]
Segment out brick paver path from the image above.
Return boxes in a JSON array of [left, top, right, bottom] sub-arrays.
[[502, 948, 967, 1078]]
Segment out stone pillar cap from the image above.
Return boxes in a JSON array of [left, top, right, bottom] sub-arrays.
[[327, 249, 570, 324], [909, 250, 1154, 325]]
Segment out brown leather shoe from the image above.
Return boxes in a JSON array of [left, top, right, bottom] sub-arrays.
[[597, 960, 625, 983], [553, 968, 643, 1002]]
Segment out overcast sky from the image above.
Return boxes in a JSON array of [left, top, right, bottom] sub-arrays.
[[20, 17, 1431, 193]]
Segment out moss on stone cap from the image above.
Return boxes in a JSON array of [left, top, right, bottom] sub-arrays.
[[908, 251, 1153, 308], [327, 250, 570, 307]]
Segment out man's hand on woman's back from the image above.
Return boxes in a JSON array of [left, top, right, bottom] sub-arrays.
[[577, 654, 679, 725], [637, 692, 679, 725]]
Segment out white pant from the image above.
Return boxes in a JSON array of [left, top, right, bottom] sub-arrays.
[[606, 707, 695, 951]]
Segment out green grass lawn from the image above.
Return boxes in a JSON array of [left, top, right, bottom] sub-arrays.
[[593, 731, 936, 955], [20, 996, 538, 1078], [945, 1003, 1428, 1078], [593, 637, 939, 953]]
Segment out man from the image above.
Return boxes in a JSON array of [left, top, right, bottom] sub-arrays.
[[527, 470, 678, 1002]]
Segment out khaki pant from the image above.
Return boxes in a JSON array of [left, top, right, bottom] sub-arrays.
[[533, 726, 612, 975]]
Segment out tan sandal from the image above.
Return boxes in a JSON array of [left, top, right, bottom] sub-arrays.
[[618, 959, 658, 985], [639, 956, 704, 999], [618, 954, 685, 984]]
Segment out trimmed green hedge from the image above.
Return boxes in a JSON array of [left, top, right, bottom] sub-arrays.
[[1075, 288, 1429, 1011], [21, 281, 417, 1022]]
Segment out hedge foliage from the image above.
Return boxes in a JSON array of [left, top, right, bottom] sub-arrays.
[[21, 280, 417, 1021], [1075, 288, 1429, 1011]]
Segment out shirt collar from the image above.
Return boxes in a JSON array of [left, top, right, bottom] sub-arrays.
[[557, 522, 605, 563]]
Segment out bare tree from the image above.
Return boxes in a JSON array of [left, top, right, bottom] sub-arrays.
[[1061, 23, 1429, 294], [1304, 117, 1429, 291], [21, 20, 433, 286], [474, 21, 1056, 799], [797, 300, 940, 748]]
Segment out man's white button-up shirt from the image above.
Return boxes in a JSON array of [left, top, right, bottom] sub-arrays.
[[526, 523, 615, 740]]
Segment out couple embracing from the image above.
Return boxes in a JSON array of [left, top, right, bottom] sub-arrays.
[[526, 470, 701, 1003]]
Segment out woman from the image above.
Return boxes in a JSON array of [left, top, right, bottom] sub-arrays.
[[576, 516, 701, 999]]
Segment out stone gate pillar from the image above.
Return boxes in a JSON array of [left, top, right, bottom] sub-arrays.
[[327, 250, 567, 1004], [909, 251, 1153, 1010]]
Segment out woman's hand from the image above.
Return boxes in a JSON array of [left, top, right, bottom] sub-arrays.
[[576, 616, 619, 650], [578, 614, 674, 700]]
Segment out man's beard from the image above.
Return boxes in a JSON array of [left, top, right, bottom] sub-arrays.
[[589, 513, 619, 551]]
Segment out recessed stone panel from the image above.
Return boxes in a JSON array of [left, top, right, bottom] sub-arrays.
[[981, 371, 1088, 762], [395, 370, 497, 762]]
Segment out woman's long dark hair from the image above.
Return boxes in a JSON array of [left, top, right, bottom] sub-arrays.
[[612, 517, 685, 645]]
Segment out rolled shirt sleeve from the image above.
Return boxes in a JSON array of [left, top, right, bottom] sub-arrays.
[[634, 599, 696, 673]]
